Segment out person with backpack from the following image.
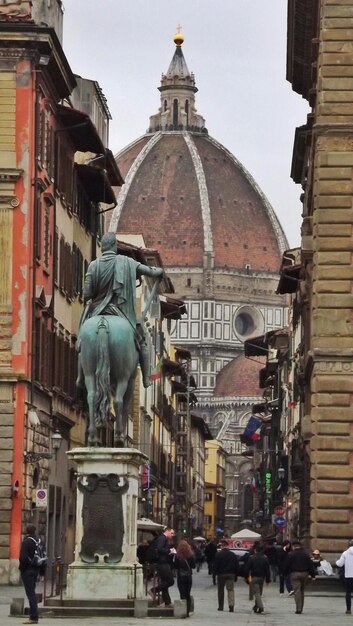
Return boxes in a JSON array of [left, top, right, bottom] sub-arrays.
[[148, 527, 175, 606], [19, 524, 41, 624], [173, 540, 196, 617]]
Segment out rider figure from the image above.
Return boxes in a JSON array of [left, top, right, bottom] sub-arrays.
[[77, 232, 163, 388]]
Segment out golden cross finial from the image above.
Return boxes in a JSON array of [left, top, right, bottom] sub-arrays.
[[176, 24, 182, 34]]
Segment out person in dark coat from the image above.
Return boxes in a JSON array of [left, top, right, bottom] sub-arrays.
[[204, 539, 218, 583], [278, 540, 293, 595], [19, 524, 40, 624], [149, 527, 175, 606], [264, 541, 279, 582], [213, 539, 239, 612], [174, 540, 196, 617], [284, 540, 316, 614], [244, 544, 271, 614]]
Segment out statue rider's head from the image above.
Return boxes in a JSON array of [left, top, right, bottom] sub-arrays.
[[101, 233, 117, 253]]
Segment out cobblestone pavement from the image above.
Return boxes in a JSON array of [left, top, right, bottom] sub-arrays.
[[0, 567, 347, 625]]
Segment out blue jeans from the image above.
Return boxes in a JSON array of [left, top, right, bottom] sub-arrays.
[[21, 569, 39, 621]]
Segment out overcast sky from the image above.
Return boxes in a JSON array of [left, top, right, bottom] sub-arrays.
[[63, 0, 308, 248]]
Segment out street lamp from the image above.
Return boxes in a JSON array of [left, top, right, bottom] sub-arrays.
[[24, 429, 63, 463], [278, 466, 285, 481]]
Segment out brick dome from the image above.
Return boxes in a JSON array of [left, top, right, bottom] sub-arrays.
[[109, 40, 287, 273], [111, 132, 286, 272], [214, 356, 265, 398]]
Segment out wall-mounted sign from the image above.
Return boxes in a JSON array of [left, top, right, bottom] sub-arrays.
[[35, 489, 47, 508]]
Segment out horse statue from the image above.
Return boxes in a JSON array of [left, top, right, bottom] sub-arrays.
[[78, 315, 139, 447]]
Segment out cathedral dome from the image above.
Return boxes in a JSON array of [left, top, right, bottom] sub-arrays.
[[214, 355, 264, 398], [109, 38, 287, 275]]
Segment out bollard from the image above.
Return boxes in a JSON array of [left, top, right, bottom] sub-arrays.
[[173, 599, 187, 618], [134, 598, 148, 618]]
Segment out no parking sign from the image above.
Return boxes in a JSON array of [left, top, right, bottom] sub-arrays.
[[35, 489, 47, 508]]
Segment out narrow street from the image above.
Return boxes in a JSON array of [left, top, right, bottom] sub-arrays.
[[0, 567, 346, 626]]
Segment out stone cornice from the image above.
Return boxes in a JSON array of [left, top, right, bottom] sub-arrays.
[[0, 168, 23, 183]]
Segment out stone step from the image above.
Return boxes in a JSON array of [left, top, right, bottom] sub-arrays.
[[44, 598, 135, 607], [26, 600, 175, 619]]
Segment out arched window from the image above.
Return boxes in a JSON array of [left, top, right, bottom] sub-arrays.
[[185, 99, 189, 127], [173, 99, 178, 128]]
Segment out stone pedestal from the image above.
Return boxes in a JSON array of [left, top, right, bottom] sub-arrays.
[[66, 447, 147, 600]]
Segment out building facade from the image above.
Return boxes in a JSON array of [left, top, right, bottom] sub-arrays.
[[287, 0, 353, 556], [0, 1, 121, 582]]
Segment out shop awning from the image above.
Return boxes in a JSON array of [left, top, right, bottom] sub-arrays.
[[76, 164, 116, 205], [160, 295, 187, 320], [277, 264, 302, 295], [57, 105, 105, 153]]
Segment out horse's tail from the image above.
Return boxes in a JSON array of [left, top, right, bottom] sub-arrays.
[[94, 317, 111, 427]]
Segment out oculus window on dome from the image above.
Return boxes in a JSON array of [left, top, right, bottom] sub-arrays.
[[233, 306, 264, 341]]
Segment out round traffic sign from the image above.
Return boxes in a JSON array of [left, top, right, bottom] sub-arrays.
[[37, 489, 46, 500], [274, 516, 286, 527], [274, 505, 285, 516]]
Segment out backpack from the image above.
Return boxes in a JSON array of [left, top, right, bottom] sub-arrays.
[[28, 537, 48, 568], [145, 537, 159, 564]]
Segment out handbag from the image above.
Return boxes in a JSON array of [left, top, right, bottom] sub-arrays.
[[178, 558, 191, 579]]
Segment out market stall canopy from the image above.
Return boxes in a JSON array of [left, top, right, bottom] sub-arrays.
[[230, 529, 261, 540], [137, 518, 165, 532]]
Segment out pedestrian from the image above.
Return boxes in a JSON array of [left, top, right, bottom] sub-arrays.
[[336, 539, 353, 614], [264, 540, 279, 582], [19, 524, 40, 624], [193, 544, 203, 572], [278, 540, 293, 596], [174, 540, 196, 617], [284, 540, 316, 614], [204, 539, 217, 584], [149, 527, 175, 607], [213, 539, 239, 613], [244, 543, 270, 614]]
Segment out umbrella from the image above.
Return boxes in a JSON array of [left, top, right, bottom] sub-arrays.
[[193, 536, 206, 542], [230, 528, 261, 539], [137, 517, 165, 532]]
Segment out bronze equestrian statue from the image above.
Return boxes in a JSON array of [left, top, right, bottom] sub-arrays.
[[76, 233, 163, 446]]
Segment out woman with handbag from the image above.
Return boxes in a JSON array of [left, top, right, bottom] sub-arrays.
[[174, 540, 196, 617]]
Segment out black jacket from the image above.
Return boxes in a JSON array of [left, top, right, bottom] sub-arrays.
[[278, 546, 291, 574], [245, 553, 271, 582], [19, 535, 38, 573], [204, 542, 217, 562], [155, 534, 172, 565], [284, 548, 316, 577], [213, 548, 239, 578]]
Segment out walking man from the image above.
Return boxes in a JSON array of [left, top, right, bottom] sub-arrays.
[[149, 527, 175, 607], [213, 539, 239, 612], [336, 539, 353, 614], [204, 539, 217, 584], [19, 524, 40, 624], [284, 540, 316, 614], [244, 544, 270, 614], [278, 540, 293, 595]]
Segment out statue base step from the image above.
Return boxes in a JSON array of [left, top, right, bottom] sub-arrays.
[[66, 561, 144, 600]]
